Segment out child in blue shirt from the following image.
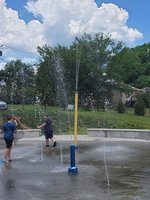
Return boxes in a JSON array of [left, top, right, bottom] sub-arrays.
[[3, 115, 17, 163]]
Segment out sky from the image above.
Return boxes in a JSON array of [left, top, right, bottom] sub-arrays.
[[0, 0, 149, 68]]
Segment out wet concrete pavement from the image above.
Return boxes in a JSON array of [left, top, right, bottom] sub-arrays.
[[0, 139, 150, 200]]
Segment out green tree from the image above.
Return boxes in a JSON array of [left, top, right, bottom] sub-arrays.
[[1, 60, 35, 104], [116, 99, 125, 114], [36, 33, 123, 109], [107, 48, 141, 85], [134, 76, 150, 88], [70, 33, 123, 109], [36, 46, 56, 106], [107, 43, 150, 89], [134, 95, 145, 116]]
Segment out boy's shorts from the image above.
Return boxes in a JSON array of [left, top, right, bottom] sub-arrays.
[[4, 139, 13, 148], [45, 130, 53, 139]]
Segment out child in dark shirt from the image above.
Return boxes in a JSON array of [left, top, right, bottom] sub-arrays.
[[37, 114, 57, 147]]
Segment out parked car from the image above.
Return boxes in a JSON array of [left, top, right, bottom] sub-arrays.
[[125, 95, 137, 107], [0, 101, 7, 110]]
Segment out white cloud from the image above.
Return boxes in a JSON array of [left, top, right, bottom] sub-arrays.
[[0, 0, 143, 62], [26, 1, 143, 45], [0, 61, 6, 70], [0, 0, 45, 62]]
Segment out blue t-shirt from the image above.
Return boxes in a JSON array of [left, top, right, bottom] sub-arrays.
[[3, 121, 16, 140]]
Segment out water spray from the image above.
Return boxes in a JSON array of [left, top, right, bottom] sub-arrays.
[[40, 140, 44, 161], [52, 54, 72, 167], [103, 140, 110, 186]]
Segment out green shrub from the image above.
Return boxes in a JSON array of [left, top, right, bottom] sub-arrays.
[[116, 99, 125, 114], [134, 96, 145, 116]]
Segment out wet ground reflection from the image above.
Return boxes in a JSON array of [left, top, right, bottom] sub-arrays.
[[0, 140, 150, 200]]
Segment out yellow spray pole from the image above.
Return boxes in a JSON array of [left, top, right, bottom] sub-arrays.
[[74, 91, 78, 145], [73, 44, 80, 146], [68, 91, 79, 174]]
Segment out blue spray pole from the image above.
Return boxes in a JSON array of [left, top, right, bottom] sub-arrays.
[[68, 144, 78, 174]]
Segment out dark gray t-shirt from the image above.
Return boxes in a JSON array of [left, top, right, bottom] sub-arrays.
[[44, 118, 52, 133]]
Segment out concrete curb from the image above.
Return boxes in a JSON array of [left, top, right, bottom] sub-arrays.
[[18, 135, 150, 143], [87, 128, 150, 140]]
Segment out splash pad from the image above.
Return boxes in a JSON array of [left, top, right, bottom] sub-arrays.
[[0, 137, 150, 200]]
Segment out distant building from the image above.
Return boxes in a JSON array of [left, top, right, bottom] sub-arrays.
[[111, 86, 143, 107]]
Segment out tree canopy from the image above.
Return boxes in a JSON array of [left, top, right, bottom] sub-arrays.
[[36, 33, 123, 109], [0, 33, 150, 110], [107, 43, 150, 88], [0, 60, 35, 104]]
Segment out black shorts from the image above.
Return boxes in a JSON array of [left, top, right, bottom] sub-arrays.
[[45, 130, 53, 139], [4, 139, 13, 149]]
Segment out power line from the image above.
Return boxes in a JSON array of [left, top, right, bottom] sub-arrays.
[[1, 44, 38, 57]]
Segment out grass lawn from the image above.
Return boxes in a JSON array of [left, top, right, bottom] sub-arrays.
[[0, 104, 150, 135]]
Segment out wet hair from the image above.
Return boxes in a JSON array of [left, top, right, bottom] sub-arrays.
[[43, 113, 49, 117], [7, 114, 13, 120], [43, 114, 49, 118]]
